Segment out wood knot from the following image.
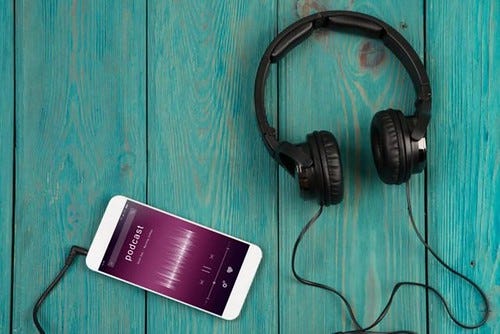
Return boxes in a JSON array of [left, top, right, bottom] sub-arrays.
[[296, 0, 327, 18], [359, 41, 386, 68]]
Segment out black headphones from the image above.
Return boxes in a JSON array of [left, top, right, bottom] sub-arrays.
[[254, 11, 431, 206]]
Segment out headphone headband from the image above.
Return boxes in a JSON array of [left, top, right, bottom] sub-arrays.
[[254, 11, 431, 173]]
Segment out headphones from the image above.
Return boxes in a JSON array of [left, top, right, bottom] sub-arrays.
[[254, 11, 431, 206]]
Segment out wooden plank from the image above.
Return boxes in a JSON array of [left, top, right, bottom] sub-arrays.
[[13, 1, 146, 333], [426, 1, 499, 332], [147, 1, 277, 332], [0, 0, 13, 332], [278, 1, 426, 333]]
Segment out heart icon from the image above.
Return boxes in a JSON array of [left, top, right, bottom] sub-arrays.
[[226, 266, 233, 274]]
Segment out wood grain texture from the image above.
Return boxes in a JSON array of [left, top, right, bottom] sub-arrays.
[[278, 1, 426, 333], [6, 1, 498, 333], [13, 1, 146, 333], [0, 0, 13, 332], [426, 1, 499, 332], [147, 1, 278, 332]]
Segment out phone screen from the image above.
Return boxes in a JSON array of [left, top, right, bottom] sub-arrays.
[[98, 200, 250, 316]]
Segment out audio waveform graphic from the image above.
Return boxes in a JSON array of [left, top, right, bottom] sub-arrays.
[[155, 227, 195, 290]]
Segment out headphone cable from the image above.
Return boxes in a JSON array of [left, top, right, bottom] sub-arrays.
[[291, 181, 490, 333], [33, 245, 88, 334]]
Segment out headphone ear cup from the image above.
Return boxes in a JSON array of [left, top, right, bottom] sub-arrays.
[[318, 131, 344, 205], [308, 131, 343, 206], [370, 109, 410, 184]]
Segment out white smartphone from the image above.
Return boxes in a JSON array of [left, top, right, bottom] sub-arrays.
[[86, 195, 262, 320]]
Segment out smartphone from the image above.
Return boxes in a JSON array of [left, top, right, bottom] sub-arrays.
[[86, 196, 262, 320]]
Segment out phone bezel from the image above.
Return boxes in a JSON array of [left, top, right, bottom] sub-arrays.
[[86, 195, 262, 320]]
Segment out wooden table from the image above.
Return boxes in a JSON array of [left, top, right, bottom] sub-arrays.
[[2, 1, 498, 333]]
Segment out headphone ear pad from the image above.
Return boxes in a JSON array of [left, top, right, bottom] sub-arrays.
[[312, 131, 343, 205], [370, 109, 409, 184]]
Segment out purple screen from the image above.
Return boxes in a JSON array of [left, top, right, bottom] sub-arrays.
[[99, 201, 249, 315]]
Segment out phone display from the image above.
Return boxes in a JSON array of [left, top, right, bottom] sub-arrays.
[[86, 196, 262, 320]]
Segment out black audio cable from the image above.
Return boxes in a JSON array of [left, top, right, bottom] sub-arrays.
[[33, 245, 88, 334], [291, 181, 490, 333]]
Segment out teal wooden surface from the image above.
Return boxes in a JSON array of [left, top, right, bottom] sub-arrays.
[[13, 1, 146, 333], [278, 1, 425, 332], [147, 1, 278, 332], [5, 0, 498, 333], [1, 0, 13, 332], [426, 1, 499, 333]]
